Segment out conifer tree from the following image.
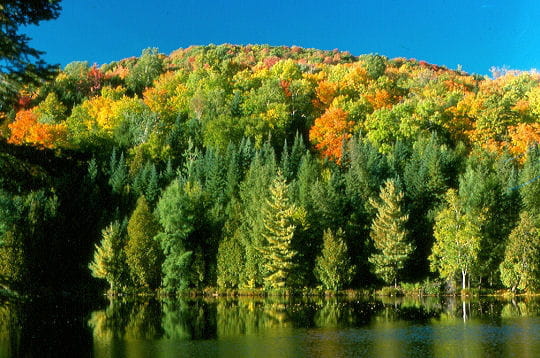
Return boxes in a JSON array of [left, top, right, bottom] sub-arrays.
[[109, 150, 128, 194], [125, 197, 162, 290], [237, 150, 275, 287], [145, 163, 160, 203], [369, 178, 412, 288], [259, 170, 298, 289], [500, 211, 540, 292], [314, 228, 355, 291], [89, 221, 128, 292]]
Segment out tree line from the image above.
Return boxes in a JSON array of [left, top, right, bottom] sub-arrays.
[[0, 45, 539, 294]]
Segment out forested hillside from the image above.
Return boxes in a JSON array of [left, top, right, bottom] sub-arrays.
[[1, 44, 539, 294]]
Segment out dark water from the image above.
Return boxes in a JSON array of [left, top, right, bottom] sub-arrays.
[[1, 295, 540, 357]]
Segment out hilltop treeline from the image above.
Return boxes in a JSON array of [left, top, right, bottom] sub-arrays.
[[1, 44, 539, 294]]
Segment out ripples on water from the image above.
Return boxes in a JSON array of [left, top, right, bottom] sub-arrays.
[[1, 295, 540, 357]]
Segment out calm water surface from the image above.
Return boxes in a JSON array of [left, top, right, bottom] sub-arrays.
[[1, 295, 540, 357]]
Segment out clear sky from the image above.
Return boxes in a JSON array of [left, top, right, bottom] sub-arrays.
[[23, 0, 540, 75]]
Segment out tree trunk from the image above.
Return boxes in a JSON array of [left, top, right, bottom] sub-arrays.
[[462, 270, 466, 290]]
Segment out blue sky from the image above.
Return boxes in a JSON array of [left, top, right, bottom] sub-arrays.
[[23, 0, 540, 75]]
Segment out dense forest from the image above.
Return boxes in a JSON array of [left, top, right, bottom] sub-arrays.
[[1, 44, 540, 295]]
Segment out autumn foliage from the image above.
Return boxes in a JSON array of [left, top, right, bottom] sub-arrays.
[[8, 109, 67, 149], [1, 44, 540, 162], [309, 107, 354, 162]]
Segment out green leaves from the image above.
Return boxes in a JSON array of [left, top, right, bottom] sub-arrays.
[[500, 211, 540, 292], [88, 221, 129, 292], [125, 197, 162, 290], [430, 189, 484, 289]]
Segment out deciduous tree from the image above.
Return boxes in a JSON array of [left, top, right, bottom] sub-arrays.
[[500, 211, 540, 292], [89, 221, 129, 293], [430, 189, 484, 290], [125, 197, 162, 290]]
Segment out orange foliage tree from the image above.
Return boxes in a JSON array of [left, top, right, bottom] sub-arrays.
[[506, 123, 540, 158], [313, 80, 338, 109], [309, 107, 354, 162], [8, 109, 66, 149]]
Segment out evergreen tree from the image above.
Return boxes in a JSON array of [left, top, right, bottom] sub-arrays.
[[430, 189, 484, 290], [237, 150, 275, 287], [0, 0, 61, 112], [259, 170, 298, 289], [314, 228, 355, 291], [344, 137, 390, 284], [155, 179, 206, 291], [369, 179, 412, 287], [290, 151, 320, 285], [310, 169, 347, 234], [109, 150, 128, 195], [163, 158, 176, 184], [145, 163, 160, 204], [89, 221, 129, 292], [401, 135, 463, 279], [125, 197, 162, 290], [223, 143, 241, 202], [500, 211, 540, 292], [459, 150, 519, 286]]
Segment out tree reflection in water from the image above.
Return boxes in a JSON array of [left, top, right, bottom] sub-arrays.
[[3, 295, 540, 357]]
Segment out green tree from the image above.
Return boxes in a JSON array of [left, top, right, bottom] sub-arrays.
[[0, 0, 61, 111], [126, 48, 164, 95], [369, 179, 412, 287], [155, 180, 208, 291], [125, 197, 162, 290], [430, 189, 484, 290], [401, 135, 463, 280], [89, 221, 129, 293], [216, 230, 244, 288], [259, 170, 298, 289], [500, 211, 540, 292], [108, 149, 128, 195], [459, 150, 519, 286], [34, 92, 67, 123], [520, 145, 540, 221], [314, 228, 355, 291], [236, 149, 275, 287]]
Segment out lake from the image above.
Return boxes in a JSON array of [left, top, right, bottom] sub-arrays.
[[1, 294, 540, 357]]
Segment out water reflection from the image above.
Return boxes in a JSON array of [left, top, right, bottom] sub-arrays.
[[0, 296, 95, 357], [2, 295, 540, 357]]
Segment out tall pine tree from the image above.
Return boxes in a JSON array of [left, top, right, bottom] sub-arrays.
[[369, 178, 412, 288], [314, 228, 355, 291], [259, 170, 298, 289]]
